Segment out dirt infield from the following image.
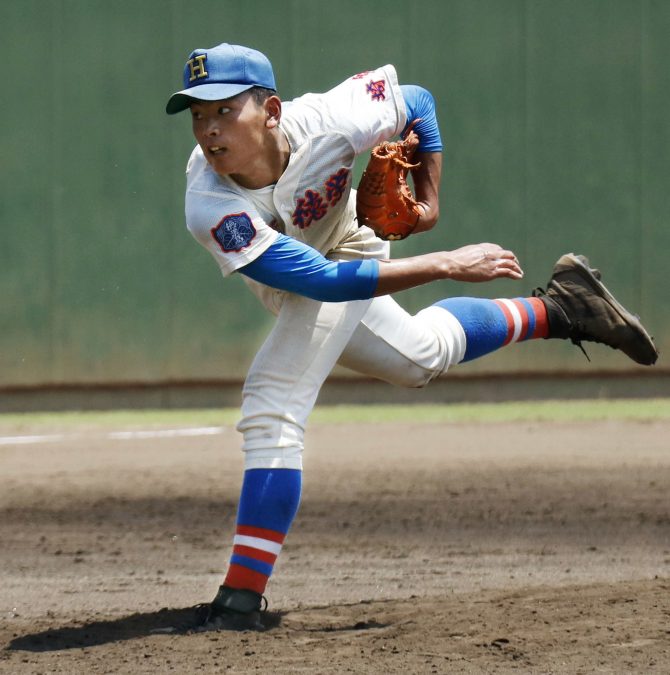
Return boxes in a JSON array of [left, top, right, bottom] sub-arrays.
[[1, 418, 669, 673]]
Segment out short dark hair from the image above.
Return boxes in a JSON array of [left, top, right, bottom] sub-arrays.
[[250, 86, 277, 105]]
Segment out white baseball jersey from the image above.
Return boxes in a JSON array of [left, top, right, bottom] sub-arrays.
[[178, 64, 466, 471], [184, 65, 407, 277]]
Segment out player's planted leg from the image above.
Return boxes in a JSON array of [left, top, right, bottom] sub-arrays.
[[196, 468, 301, 632]]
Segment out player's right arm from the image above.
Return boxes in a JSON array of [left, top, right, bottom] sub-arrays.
[[239, 234, 523, 302], [373, 244, 523, 293]]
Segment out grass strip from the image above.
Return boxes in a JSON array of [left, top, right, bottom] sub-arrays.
[[0, 398, 669, 433]]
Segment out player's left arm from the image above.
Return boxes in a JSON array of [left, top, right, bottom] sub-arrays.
[[400, 85, 443, 234]]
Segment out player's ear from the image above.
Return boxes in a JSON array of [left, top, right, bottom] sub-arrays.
[[265, 95, 282, 129]]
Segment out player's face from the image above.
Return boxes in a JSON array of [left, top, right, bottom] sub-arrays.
[[190, 93, 270, 186]]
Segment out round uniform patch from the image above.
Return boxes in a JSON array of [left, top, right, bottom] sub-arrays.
[[211, 212, 256, 252]]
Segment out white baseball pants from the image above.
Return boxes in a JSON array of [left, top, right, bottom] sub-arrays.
[[236, 290, 466, 471]]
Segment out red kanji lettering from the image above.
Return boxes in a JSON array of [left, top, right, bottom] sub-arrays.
[[292, 190, 328, 229], [324, 168, 350, 206], [366, 79, 386, 101]]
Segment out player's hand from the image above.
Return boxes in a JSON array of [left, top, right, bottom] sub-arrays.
[[444, 243, 524, 282], [373, 242, 523, 296]]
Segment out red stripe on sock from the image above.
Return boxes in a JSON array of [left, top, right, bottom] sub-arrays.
[[493, 299, 514, 345], [511, 299, 531, 341], [233, 544, 278, 566], [224, 563, 269, 595], [527, 297, 549, 338], [236, 524, 286, 545]]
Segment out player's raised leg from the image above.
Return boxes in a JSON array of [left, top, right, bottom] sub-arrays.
[[338, 292, 550, 384], [338, 252, 657, 387], [437, 253, 657, 366]]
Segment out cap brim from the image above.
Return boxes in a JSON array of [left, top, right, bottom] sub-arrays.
[[165, 82, 255, 115]]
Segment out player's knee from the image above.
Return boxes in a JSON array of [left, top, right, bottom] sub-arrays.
[[378, 309, 466, 387], [236, 413, 304, 470], [380, 362, 440, 388]]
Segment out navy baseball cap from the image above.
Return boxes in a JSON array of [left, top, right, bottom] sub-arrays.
[[166, 43, 276, 115]]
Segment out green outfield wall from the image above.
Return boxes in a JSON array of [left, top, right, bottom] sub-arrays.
[[2, 0, 668, 389]]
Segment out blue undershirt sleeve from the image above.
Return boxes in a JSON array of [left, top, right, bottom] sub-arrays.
[[239, 234, 380, 302], [400, 84, 443, 152]]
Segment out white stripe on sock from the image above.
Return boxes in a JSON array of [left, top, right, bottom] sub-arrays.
[[498, 298, 523, 343], [233, 534, 283, 556]]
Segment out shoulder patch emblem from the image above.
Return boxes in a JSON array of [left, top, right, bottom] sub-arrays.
[[211, 212, 256, 252]]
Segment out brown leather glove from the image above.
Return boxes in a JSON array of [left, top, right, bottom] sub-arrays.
[[355, 125, 422, 241]]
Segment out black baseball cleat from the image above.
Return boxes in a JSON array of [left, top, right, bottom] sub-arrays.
[[192, 585, 267, 632], [533, 253, 659, 366]]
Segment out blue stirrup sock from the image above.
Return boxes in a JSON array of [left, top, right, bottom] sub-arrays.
[[435, 297, 549, 362], [223, 468, 302, 594]]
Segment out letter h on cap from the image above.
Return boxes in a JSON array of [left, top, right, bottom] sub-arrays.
[[187, 54, 208, 82]]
